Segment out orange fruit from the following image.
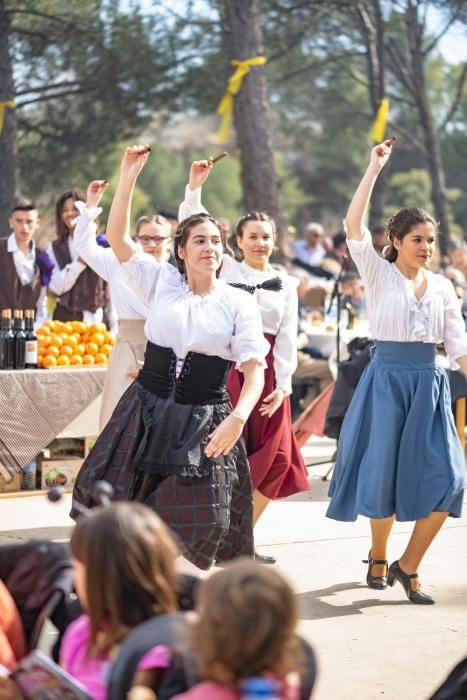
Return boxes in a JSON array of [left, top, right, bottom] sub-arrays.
[[94, 352, 108, 364], [81, 333, 90, 344], [100, 343, 113, 357], [57, 355, 71, 366], [86, 342, 99, 356], [40, 326, 51, 336], [59, 332, 69, 341], [75, 343, 87, 356], [70, 354, 83, 365], [103, 331, 116, 346], [43, 355, 57, 368], [62, 322, 74, 334], [54, 321, 64, 329], [82, 354, 95, 365], [60, 345, 73, 357], [43, 320, 56, 331], [90, 332, 105, 347], [37, 357, 44, 368], [49, 335, 63, 348], [67, 335, 79, 349], [90, 322, 107, 334], [46, 346, 60, 358], [71, 321, 86, 334]]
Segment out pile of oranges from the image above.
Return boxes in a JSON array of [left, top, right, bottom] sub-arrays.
[[37, 320, 116, 368]]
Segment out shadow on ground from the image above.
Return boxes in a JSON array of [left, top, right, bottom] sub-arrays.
[[296, 581, 410, 620]]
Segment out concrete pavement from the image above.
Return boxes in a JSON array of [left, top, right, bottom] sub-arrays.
[[1, 435, 466, 700]]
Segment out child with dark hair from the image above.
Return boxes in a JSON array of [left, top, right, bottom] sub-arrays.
[[60, 503, 180, 699], [172, 560, 316, 700], [326, 140, 467, 604]]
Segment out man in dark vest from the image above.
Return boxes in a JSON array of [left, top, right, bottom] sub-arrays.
[[0, 203, 54, 325]]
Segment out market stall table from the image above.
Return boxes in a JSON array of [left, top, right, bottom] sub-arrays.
[[0, 366, 107, 480]]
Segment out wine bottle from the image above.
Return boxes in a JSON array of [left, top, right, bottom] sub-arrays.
[[25, 310, 38, 369], [0, 310, 15, 370], [13, 309, 26, 369]]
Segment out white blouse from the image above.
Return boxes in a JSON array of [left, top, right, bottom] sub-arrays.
[[72, 203, 149, 321], [121, 251, 269, 369], [179, 186, 299, 394], [220, 256, 298, 394], [348, 228, 467, 362]]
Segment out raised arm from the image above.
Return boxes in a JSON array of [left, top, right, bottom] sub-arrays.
[[346, 139, 395, 241], [178, 159, 212, 222], [106, 146, 151, 262]]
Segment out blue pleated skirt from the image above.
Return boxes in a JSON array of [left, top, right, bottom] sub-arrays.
[[327, 341, 465, 522]]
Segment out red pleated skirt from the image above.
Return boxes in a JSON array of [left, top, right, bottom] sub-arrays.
[[227, 333, 310, 499]]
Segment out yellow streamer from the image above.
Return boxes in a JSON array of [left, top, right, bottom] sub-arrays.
[[0, 100, 16, 136], [216, 56, 267, 143], [370, 97, 389, 143]]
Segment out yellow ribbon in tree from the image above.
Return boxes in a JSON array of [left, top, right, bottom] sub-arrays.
[[0, 100, 16, 136], [370, 97, 389, 143], [216, 56, 267, 143]]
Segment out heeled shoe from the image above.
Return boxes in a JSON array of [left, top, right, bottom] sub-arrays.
[[387, 561, 435, 605], [362, 551, 388, 590], [255, 551, 276, 565]]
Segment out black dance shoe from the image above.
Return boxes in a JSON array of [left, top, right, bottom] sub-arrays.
[[387, 561, 435, 605], [362, 551, 388, 590], [255, 551, 277, 564]]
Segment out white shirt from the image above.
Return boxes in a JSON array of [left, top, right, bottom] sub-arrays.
[[348, 228, 467, 362], [46, 231, 103, 324], [179, 186, 299, 393], [121, 252, 269, 369], [7, 233, 48, 327], [72, 203, 149, 321], [221, 256, 298, 394], [293, 238, 326, 266]]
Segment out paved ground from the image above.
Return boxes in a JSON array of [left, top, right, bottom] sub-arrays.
[[1, 435, 466, 700]]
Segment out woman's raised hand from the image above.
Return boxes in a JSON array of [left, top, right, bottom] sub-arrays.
[[189, 159, 213, 190], [120, 144, 151, 181], [369, 138, 395, 172], [86, 180, 109, 208]]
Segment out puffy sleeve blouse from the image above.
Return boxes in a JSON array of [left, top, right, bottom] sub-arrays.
[[347, 228, 467, 362], [121, 250, 269, 368], [221, 255, 298, 394]]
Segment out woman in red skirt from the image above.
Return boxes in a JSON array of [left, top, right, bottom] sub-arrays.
[[179, 162, 310, 562]]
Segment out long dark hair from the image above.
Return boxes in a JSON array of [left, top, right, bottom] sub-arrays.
[[383, 208, 437, 262], [174, 212, 225, 277], [55, 188, 85, 241], [70, 503, 179, 655], [236, 211, 276, 238]]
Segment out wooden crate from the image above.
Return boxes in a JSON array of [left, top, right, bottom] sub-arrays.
[[38, 458, 84, 490]]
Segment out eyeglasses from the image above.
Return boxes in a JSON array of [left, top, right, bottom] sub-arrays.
[[136, 235, 170, 246]]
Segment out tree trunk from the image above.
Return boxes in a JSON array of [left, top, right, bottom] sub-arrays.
[[407, 3, 450, 253], [220, 0, 288, 239], [357, 1, 388, 230], [0, 0, 17, 234]]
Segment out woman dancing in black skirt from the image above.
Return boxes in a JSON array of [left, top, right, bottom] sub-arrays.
[[71, 146, 268, 570]]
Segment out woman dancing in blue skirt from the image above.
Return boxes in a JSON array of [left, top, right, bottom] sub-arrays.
[[327, 139, 467, 604]]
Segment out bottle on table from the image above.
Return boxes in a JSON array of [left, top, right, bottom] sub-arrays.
[[0, 309, 15, 370], [240, 677, 281, 699], [24, 309, 38, 369], [13, 309, 26, 369]]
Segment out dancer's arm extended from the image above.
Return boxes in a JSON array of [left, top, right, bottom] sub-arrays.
[[205, 359, 264, 459], [346, 140, 394, 241], [106, 145, 150, 262]]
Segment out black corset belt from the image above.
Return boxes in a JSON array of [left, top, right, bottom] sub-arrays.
[[137, 342, 231, 405]]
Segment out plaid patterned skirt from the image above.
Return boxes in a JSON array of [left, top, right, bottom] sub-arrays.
[[71, 381, 253, 569]]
